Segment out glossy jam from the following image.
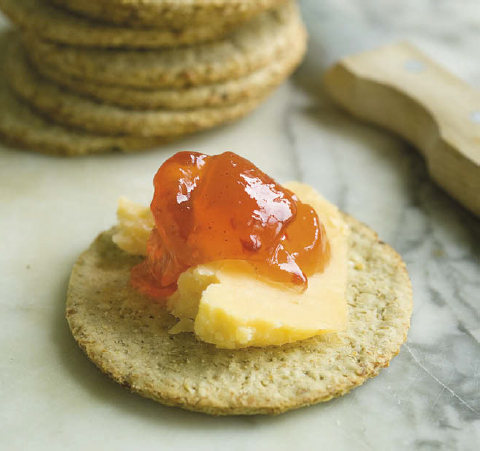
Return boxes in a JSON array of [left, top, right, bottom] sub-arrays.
[[131, 151, 330, 299]]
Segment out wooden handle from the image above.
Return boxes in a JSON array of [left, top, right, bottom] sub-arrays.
[[323, 42, 480, 218]]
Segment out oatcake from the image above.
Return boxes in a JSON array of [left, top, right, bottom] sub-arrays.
[[0, 33, 172, 156], [0, 0, 245, 48], [6, 42, 273, 137], [66, 215, 412, 415], [23, 1, 303, 89], [50, 0, 288, 29], [30, 35, 305, 110], [0, 82, 170, 156]]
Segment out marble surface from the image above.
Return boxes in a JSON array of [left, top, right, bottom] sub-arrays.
[[1, 1, 479, 450]]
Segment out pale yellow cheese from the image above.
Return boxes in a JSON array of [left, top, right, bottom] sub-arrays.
[[112, 196, 154, 256], [114, 183, 349, 349]]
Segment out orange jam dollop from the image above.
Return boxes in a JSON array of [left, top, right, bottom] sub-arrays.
[[131, 151, 330, 299]]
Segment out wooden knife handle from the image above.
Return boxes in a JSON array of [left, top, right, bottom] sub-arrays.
[[324, 42, 480, 218]]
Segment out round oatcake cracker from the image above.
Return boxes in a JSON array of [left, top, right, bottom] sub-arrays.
[[50, 0, 288, 29], [6, 42, 274, 137], [0, 0, 246, 48], [66, 215, 412, 415], [0, 82, 172, 156], [24, 1, 303, 89], [0, 33, 173, 156], [31, 34, 306, 110]]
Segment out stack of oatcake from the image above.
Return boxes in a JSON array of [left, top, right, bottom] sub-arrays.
[[0, 0, 307, 156]]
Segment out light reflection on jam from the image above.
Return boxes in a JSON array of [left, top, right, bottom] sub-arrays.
[[131, 151, 330, 299]]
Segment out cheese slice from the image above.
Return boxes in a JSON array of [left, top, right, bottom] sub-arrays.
[[114, 182, 349, 349], [112, 196, 154, 256]]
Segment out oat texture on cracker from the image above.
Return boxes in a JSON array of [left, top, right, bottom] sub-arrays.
[[0, 33, 170, 156], [30, 33, 305, 110], [6, 40, 273, 137], [66, 215, 412, 415], [0, 0, 243, 48], [50, 0, 288, 29], [0, 0, 306, 155], [23, 1, 302, 89]]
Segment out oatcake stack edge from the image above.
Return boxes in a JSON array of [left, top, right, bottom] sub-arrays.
[[0, 0, 307, 155]]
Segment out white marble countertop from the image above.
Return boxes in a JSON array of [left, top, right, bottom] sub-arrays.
[[1, 1, 479, 450]]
